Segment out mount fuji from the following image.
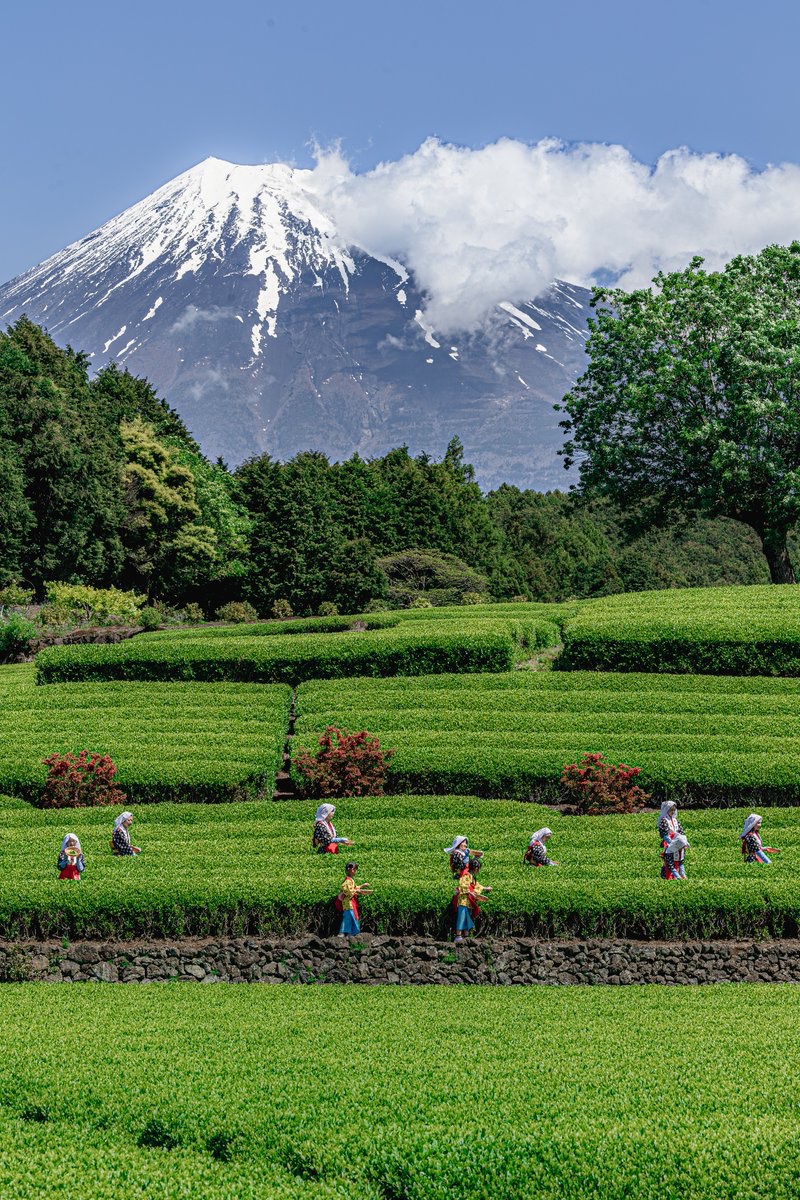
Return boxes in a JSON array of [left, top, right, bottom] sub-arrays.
[[0, 157, 591, 489]]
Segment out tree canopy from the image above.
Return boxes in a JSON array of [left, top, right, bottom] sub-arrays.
[[0, 317, 774, 612], [560, 243, 800, 582]]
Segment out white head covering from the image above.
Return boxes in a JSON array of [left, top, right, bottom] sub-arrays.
[[443, 835, 469, 855], [114, 811, 133, 830], [659, 801, 677, 820], [60, 833, 81, 854], [529, 828, 552, 845], [669, 833, 689, 853], [741, 814, 761, 839], [314, 804, 335, 823]]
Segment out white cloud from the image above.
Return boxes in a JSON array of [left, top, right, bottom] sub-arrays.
[[170, 304, 237, 332], [306, 137, 800, 333]]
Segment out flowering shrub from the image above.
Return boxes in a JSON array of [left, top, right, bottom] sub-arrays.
[[560, 752, 651, 815], [294, 726, 395, 798], [40, 750, 128, 809], [271, 599, 294, 619], [318, 601, 339, 616]]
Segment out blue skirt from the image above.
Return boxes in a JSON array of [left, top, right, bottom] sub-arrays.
[[339, 910, 360, 936], [455, 906, 474, 932]]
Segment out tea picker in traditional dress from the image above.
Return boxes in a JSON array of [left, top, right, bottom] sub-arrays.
[[740, 814, 778, 865], [523, 827, 558, 867], [453, 856, 493, 943], [661, 832, 689, 880], [312, 804, 353, 854], [658, 801, 684, 849], [443, 835, 484, 879], [58, 833, 85, 881], [335, 861, 373, 937], [112, 811, 141, 856]]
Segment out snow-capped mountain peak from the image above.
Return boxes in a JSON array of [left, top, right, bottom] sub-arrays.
[[0, 158, 590, 488]]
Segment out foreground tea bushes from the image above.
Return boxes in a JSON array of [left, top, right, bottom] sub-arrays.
[[0, 668, 289, 804], [561, 583, 800, 674], [35, 618, 557, 685], [295, 669, 800, 804], [1, 985, 800, 1199], [3, 794, 800, 940]]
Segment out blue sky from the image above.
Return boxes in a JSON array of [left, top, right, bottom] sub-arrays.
[[2, 0, 800, 283]]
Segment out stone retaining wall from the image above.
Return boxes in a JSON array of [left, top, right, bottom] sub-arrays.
[[3, 935, 800, 984]]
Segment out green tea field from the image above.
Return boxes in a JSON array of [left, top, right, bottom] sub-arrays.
[[294, 669, 800, 803], [0, 985, 798, 1200], [0, 794, 797, 940]]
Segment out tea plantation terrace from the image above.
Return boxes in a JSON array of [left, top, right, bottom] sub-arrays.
[[35, 615, 558, 684], [0, 667, 289, 803], [293, 670, 800, 804], [0, 793, 798, 940]]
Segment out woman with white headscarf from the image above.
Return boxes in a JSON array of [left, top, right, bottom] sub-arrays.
[[112, 811, 141, 856], [312, 804, 353, 855], [740, 814, 777, 865], [523, 828, 558, 867], [661, 832, 689, 880], [443, 836, 484, 879], [57, 833, 85, 880], [657, 801, 684, 849]]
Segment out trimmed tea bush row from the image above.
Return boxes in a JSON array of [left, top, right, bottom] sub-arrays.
[[3, 984, 800, 1199], [560, 584, 800, 675], [294, 670, 800, 804], [0, 668, 290, 804], [136, 600, 576, 640], [3, 793, 800, 940], [35, 620, 557, 685]]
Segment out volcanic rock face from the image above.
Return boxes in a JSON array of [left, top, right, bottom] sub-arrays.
[[0, 157, 591, 488]]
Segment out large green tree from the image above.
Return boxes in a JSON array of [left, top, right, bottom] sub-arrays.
[[560, 243, 800, 583]]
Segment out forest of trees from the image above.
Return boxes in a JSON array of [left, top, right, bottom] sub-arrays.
[[0, 317, 771, 617]]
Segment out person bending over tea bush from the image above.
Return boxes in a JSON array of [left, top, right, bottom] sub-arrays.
[[740, 814, 779, 864]]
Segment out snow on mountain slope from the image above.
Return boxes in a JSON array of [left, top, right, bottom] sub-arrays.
[[0, 157, 591, 489]]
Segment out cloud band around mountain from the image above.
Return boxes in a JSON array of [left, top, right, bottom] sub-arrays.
[[307, 137, 800, 333]]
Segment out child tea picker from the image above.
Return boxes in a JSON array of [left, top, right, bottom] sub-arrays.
[[740, 814, 779, 865], [661, 833, 689, 880], [523, 828, 558, 867], [453, 857, 493, 944], [57, 834, 85, 881], [335, 862, 373, 938]]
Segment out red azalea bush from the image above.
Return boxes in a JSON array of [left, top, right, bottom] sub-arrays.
[[561, 752, 651, 815], [40, 750, 128, 809], [294, 726, 395, 797]]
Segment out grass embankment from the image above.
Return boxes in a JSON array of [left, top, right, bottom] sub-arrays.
[[0, 667, 289, 803], [34, 618, 558, 684], [294, 669, 800, 804], [560, 583, 800, 674], [0, 985, 799, 1199], [1, 794, 799, 939]]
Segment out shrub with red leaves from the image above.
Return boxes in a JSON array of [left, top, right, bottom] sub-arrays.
[[40, 750, 128, 809], [560, 752, 651, 815], [294, 727, 395, 798]]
